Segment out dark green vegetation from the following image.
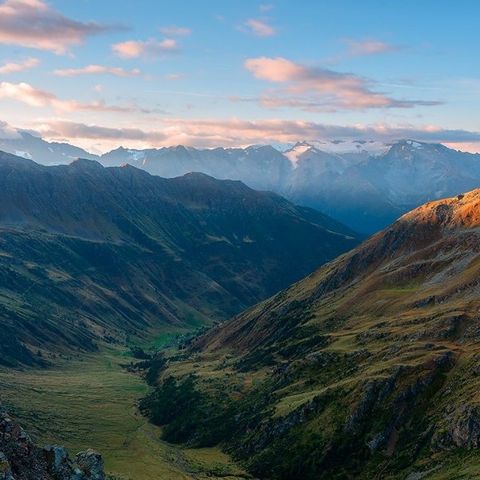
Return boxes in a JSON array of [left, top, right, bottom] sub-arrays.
[[144, 189, 480, 479], [0, 150, 359, 366]]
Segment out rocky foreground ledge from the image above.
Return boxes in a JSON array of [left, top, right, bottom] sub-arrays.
[[0, 411, 105, 480]]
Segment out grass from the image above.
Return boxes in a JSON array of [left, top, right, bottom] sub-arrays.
[[0, 345, 248, 480]]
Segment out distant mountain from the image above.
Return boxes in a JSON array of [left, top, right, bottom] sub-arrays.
[[144, 188, 480, 479], [101, 144, 293, 193], [100, 140, 480, 233], [0, 150, 359, 366], [3, 133, 480, 234], [0, 131, 97, 165]]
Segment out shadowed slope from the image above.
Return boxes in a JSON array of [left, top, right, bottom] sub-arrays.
[[0, 151, 359, 366]]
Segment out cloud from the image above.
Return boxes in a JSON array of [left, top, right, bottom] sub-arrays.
[[0, 120, 21, 139], [159, 25, 191, 36], [38, 120, 167, 142], [31, 118, 480, 152], [244, 56, 442, 111], [54, 64, 141, 77], [112, 38, 178, 58], [259, 4, 274, 13], [345, 39, 400, 56], [0, 0, 121, 54], [165, 73, 186, 81], [0, 56, 39, 74], [0, 81, 142, 113], [243, 18, 276, 37]]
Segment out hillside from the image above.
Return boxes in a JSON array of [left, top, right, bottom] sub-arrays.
[[145, 189, 480, 479], [0, 150, 359, 367]]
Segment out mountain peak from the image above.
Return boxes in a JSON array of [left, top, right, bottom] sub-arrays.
[[284, 141, 317, 167], [389, 139, 445, 153], [291, 140, 315, 149], [402, 188, 480, 229], [69, 158, 104, 170]]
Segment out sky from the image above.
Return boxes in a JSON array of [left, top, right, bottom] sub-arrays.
[[0, 0, 479, 153]]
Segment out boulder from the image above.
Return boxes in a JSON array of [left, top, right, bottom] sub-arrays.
[[0, 411, 105, 480]]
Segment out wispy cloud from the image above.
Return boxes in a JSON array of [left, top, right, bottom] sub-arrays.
[[29, 118, 480, 152], [38, 120, 168, 142], [159, 25, 191, 36], [0, 0, 121, 54], [54, 65, 141, 78], [243, 18, 276, 37], [345, 39, 401, 56], [244, 56, 441, 111], [0, 81, 143, 113], [0, 120, 21, 139], [259, 4, 274, 13], [112, 38, 178, 58], [0, 56, 39, 74], [165, 73, 186, 81]]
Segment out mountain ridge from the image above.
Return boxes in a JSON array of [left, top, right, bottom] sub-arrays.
[[3, 131, 479, 233]]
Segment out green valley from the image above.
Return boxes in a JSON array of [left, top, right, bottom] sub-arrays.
[[0, 343, 249, 480]]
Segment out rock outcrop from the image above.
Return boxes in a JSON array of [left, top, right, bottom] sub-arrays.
[[0, 412, 105, 480]]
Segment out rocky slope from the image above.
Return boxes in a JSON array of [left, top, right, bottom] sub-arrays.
[[0, 410, 104, 480], [144, 189, 480, 479], [0, 150, 359, 366]]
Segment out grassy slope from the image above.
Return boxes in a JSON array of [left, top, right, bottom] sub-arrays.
[[145, 190, 480, 479], [0, 345, 248, 480]]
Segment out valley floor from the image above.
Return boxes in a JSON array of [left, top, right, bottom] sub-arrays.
[[0, 345, 249, 480]]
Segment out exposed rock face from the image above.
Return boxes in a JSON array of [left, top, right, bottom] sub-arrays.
[[432, 405, 480, 450], [0, 412, 104, 480]]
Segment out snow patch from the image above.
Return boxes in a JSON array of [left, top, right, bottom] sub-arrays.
[[406, 140, 423, 149], [14, 150, 32, 159], [284, 143, 313, 168], [127, 150, 146, 163]]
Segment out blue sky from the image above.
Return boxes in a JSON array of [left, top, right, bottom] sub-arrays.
[[0, 0, 479, 152]]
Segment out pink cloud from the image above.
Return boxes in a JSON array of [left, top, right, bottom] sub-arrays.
[[54, 65, 141, 77], [244, 57, 441, 111], [243, 18, 276, 37], [38, 120, 167, 142], [0, 0, 119, 54], [0, 81, 141, 113], [112, 38, 178, 58], [30, 118, 480, 153], [0, 56, 39, 74]]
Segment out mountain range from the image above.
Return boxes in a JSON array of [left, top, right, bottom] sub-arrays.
[[0, 150, 358, 367], [2, 132, 480, 233], [143, 188, 480, 479]]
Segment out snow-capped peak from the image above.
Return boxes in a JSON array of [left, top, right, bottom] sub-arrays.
[[284, 142, 315, 168]]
